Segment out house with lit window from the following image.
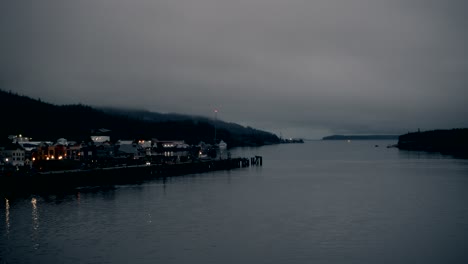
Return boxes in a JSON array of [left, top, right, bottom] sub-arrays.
[[137, 139, 152, 156], [152, 139, 188, 149], [34, 142, 67, 161], [53, 144, 67, 160], [1, 143, 26, 166], [151, 139, 191, 160], [34, 142, 51, 161]]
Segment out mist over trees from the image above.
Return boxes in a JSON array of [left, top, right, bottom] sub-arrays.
[[0, 89, 279, 147]]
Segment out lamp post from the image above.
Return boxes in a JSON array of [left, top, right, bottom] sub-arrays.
[[214, 109, 218, 144]]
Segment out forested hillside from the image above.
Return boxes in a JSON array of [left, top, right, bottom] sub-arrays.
[[398, 129, 468, 156], [0, 90, 279, 147]]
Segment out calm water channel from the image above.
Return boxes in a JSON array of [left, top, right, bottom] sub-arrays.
[[1, 140, 468, 264]]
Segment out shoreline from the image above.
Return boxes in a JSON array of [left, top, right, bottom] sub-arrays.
[[397, 128, 468, 158], [0, 157, 260, 195]]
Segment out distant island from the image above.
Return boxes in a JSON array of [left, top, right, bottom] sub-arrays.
[[397, 128, 468, 157], [322, 135, 399, 140]]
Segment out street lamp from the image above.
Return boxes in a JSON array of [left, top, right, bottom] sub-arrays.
[[214, 109, 218, 144]]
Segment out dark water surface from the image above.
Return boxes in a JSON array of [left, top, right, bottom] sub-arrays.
[[2, 141, 468, 263]]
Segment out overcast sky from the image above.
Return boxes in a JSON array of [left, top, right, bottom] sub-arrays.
[[1, 0, 467, 138]]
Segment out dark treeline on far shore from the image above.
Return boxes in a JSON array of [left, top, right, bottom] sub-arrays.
[[0, 89, 279, 147], [398, 128, 468, 156]]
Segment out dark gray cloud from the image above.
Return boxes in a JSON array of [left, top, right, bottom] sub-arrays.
[[1, 0, 467, 138]]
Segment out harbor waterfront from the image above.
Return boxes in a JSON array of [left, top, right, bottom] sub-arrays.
[[1, 140, 468, 264], [0, 157, 261, 194]]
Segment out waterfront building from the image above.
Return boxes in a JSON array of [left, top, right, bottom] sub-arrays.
[[152, 139, 187, 149], [1, 143, 26, 166], [34, 142, 50, 161], [80, 143, 97, 163], [91, 128, 111, 143], [91, 135, 110, 143], [96, 141, 115, 159], [66, 143, 82, 161], [116, 140, 144, 159]]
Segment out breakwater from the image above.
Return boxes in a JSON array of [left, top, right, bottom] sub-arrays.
[[0, 157, 262, 193]]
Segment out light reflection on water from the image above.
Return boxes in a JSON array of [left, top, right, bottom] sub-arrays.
[[5, 198, 10, 237], [31, 197, 39, 250], [1, 141, 468, 264]]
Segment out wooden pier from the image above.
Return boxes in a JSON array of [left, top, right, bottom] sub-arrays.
[[0, 156, 263, 193], [251, 156, 263, 166]]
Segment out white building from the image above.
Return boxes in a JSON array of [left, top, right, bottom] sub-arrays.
[[91, 136, 110, 143], [17, 140, 53, 153], [57, 138, 68, 146], [9, 134, 31, 143], [1, 144, 26, 166]]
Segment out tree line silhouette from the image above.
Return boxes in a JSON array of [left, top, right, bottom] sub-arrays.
[[0, 89, 280, 147], [398, 128, 468, 156]]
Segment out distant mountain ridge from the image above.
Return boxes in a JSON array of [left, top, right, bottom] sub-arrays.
[[0, 89, 279, 147], [322, 135, 399, 140]]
